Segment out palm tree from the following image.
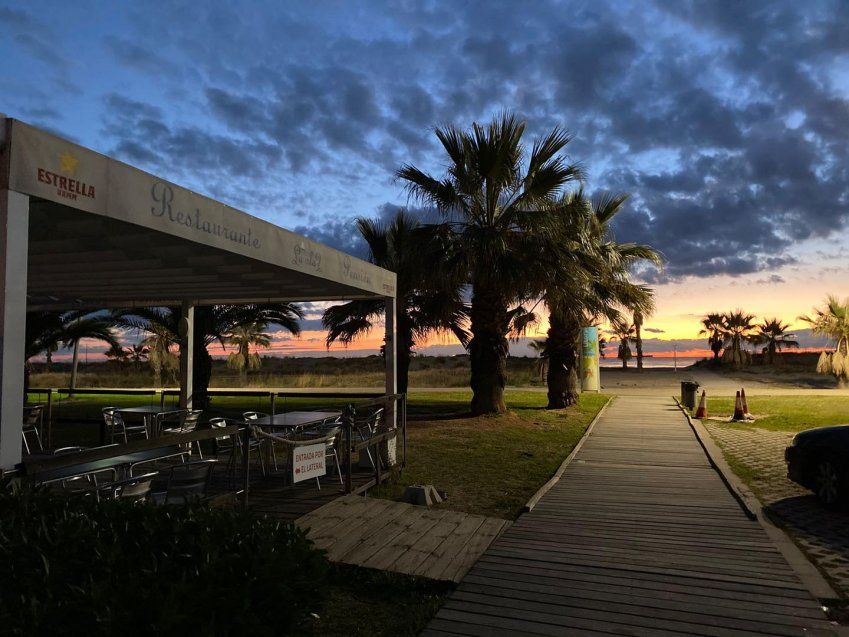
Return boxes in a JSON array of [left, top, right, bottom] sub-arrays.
[[322, 212, 468, 394], [612, 322, 636, 369], [115, 304, 302, 408], [24, 310, 119, 395], [398, 112, 583, 414], [528, 339, 549, 382], [104, 343, 129, 367], [143, 324, 179, 388], [224, 322, 271, 384], [127, 343, 149, 371], [633, 310, 645, 371], [699, 313, 725, 362], [541, 192, 659, 407], [800, 296, 849, 387], [720, 310, 757, 369], [754, 318, 798, 365]]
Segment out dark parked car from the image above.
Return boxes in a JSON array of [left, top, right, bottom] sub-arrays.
[[785, 425, 849, 507]]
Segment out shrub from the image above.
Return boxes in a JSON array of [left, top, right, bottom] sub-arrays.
[[0, 488, 328, 636]]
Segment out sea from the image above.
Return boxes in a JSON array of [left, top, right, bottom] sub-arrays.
[[599, 356, 702, 369]]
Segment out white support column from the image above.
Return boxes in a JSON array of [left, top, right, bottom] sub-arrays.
[[179, 301, 194, 410], [0, 190, 29, 470], [384, 296, 398, 465]]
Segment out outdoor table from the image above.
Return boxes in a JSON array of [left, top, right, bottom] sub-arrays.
[[117, 405, 165, 440], [249, 411, 341, 431]]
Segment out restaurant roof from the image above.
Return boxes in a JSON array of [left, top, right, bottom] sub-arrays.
[[0, 118, 396, 310]]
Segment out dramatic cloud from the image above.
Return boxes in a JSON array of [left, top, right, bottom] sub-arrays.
[[2, 0, 847, 281]]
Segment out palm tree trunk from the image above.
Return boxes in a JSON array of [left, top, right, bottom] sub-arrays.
[[546, 310, 580, 408], [469, 286, 508, 415], [70, 339, 80, 391], [193, 337, 212, 410], [635, 324, 644, 371]]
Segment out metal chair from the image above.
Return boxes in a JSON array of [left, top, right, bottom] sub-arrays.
[[243, 412, 274, 473], [352, 407, 384, 470], [21, 405, 44, 454], [106, 408, 149, 443], [159, 409, 204, 457], [150, 460, 216, 505], [302, 422, 343, 485]]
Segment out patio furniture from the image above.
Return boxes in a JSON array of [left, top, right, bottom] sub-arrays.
[[243, 412, 275, 473], [302, 422, 344, 485], [158, 410, 204, 457], [353, 407, 384, 470], [21, 405, 44, 454], [251, 426, 340, 489], [150, 460, 217, 505], [110, 407, 151, 442], [91, 471, 159, 502]]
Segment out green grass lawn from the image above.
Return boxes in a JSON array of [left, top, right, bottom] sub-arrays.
[[693, 395, 849, 432], [375, 391, 610, 519]]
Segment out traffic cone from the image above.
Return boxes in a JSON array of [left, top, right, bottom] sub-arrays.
[[732, 390, 745, 421], [695, 390, 708, 419]]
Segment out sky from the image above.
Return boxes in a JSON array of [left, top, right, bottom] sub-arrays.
[[2, 1, 848, 360]]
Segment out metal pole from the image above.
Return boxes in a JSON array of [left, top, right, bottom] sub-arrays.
[[241, 425, 251, 509], [46, 388, 53, 449], [344, 404, 354, 494], [270, 392, 276, 416]]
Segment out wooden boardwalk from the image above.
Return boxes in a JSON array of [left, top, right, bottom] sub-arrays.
[[295, 495, 510, 582], [425, 396, 839, 636]]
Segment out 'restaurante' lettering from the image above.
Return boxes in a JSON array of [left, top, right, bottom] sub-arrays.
[[151, 181, 261, 249]]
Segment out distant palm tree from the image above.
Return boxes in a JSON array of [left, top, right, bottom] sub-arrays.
[[104, 343, 129, 366], [754, 318, 798, 365], [699, 313, 725, 362], [612, 322, 636, 369], [528, 339, 549, 381], [143, 324, 178, 387], [720, 310, 757, 369], [25, 310, 119, 394], [115, 304, 301, 408], [323, 211, 468, 394], [398, 112, 583, 414], [225, 322, 271, 384], [800, 296, 849, 387], [633, 310, 645, 371]]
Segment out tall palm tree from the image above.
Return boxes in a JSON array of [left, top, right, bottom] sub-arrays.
[[612, 322, 636, 369], [754, 318, 798, 365], [720, 310, 757, 369], [143, 324, 179, 387], [115, 304, 302, 408], [633, 310, 645, 371], [323, 211, 468, 394], [527, 339, 549, 382], [699, 313, 725, 362], [800, 296, 849, 387], [104, 343, 130, 367], [25, 310, 119, 395], [398, 112, 582, 414], [541, 192, 659, 407], [224, 322, 271, 384]]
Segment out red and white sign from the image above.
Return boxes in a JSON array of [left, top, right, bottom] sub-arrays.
[[292, 443, 326, 483]]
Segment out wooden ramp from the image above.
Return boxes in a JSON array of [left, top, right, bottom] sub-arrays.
[[295, 495, 510, 582], [425, 396, 839, 636]]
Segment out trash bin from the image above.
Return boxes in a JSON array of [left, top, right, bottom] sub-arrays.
[[680, 381, 700, 410]]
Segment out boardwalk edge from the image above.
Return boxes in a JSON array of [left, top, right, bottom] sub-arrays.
[[522, 395, 615, 513], [674, 397, 839, 602]]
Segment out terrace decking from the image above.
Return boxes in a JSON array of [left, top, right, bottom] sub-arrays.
[[295, 495, 511, 582], [424, 395, 839, 636]]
